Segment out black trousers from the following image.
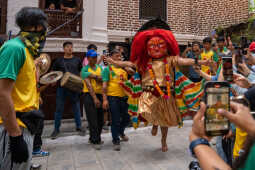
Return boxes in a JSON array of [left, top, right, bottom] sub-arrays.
[[33, 107, 44, 151], [84, 93, 104, 144]]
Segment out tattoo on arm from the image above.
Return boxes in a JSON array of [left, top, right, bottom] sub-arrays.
[[102, 82, 108, 100], [85, 79, 96, 99]]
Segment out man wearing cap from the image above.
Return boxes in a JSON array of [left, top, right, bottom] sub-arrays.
[[247, 42, 255, 72], [81, 49, 104, 150], [50, 41, 85, 139]]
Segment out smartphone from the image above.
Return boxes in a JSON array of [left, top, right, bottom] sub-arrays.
[[102, 50, 108, 66], [222, 56, 233, 82], [205, 81, 230, 136]]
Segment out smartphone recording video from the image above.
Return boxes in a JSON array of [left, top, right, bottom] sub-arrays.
[[222, 56, 233, 82], [205, 81, 230, 136], [103, 50, 109, 66]]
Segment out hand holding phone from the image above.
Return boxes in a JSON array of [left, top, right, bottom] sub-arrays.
[[204, 81, 230, 137]]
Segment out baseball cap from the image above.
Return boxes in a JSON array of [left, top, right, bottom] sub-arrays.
[[249, 42, 255, 52], [86, 49, 98, 58]]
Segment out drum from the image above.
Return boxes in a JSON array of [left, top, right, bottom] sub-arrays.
[[40, 71, 63, 85], [60, 72, 84, 92]]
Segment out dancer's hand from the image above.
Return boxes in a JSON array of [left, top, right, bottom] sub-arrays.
[[189, 102, 211, 142], [124, 67, 136, 75]]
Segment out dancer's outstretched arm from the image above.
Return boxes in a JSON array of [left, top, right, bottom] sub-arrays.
[[105, 58, 136, 68], [177, 57, 212, 66]]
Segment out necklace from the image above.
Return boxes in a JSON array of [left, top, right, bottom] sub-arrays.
[[147, 57, 171, 99]]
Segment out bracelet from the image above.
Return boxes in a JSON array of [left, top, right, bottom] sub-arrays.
[[189, 138, 210, 158]]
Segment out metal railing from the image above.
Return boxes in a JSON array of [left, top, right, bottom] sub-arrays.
[[45, 9, 82, 38]]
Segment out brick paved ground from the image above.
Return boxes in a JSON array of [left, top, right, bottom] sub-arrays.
[[33, 121, 194, 170]]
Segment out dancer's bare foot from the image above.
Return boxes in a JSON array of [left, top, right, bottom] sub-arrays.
[[161, 139, 168, 152], [151, 125, 158, 136]]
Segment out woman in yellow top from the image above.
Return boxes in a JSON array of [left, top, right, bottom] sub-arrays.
[[81, 49, 104, 150], [102, 50, 130, 151]]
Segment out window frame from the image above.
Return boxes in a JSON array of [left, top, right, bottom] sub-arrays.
[[139, 0, 167, 21], [0, 0, 7, 35]]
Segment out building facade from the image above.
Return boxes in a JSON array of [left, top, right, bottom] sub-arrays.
[[0, 0, 250, 52]]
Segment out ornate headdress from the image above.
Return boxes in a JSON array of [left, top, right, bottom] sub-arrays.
[[130, 29, 180, 74]]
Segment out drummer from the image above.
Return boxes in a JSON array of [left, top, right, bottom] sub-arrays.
[[81, 49, 104, 150], [50, 41, 86, 139]]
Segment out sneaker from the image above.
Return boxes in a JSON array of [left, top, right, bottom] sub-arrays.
[[32, 149, 50, 157], [76, 127, 86, 136], [30, 163, 41, 170], [93, 144, 101, 150], [50, 130, 60, 140], [113, 143, 121, 151], [120, 135, 129, 142]]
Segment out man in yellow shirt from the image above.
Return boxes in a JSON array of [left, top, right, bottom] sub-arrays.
[[200, 37, 219, 75], [81, 49, 104, 150], [0, 7, 47, 170], [102, 50, 130, 151]]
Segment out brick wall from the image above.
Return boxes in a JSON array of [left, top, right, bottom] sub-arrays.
[[107, 0, 249, 36]]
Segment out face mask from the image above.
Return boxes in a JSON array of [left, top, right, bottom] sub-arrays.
[[20, 30, 47, 58], [147, 36, 167, 59]]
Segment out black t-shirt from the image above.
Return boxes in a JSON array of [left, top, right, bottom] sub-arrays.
[[52, 56, 82, 76], [60, 0, 77, 8]]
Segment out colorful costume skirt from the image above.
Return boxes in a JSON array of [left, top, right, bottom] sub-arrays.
[[138, 91, 181, 127]]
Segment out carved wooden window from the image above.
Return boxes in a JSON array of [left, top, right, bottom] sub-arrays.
[[0, 0, 7, 35], [139, 0, 167, 21], [38, 0, 83, 38]]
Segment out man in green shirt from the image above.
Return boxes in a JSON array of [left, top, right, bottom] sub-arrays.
[[0, 7, 47, 169]]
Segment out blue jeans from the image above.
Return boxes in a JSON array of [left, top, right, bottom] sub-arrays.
[[108, 96, 130, 144], [54, 87, 82, 131]]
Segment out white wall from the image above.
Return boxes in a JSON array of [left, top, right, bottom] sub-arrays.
[[7, 0, 39, 35]]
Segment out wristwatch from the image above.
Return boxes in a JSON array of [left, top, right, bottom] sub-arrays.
[[189, 138, 210, 158]]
